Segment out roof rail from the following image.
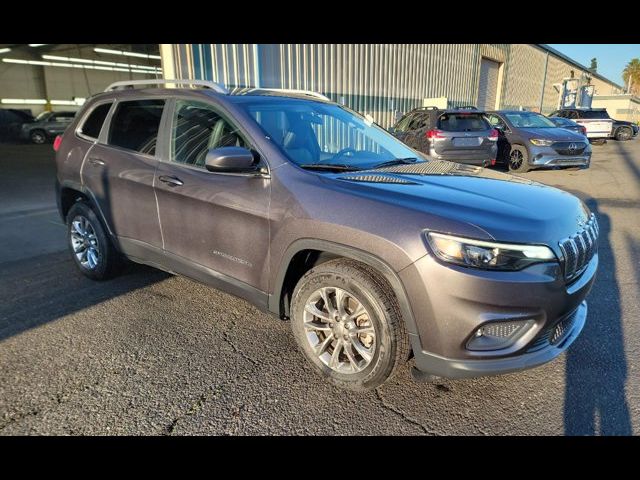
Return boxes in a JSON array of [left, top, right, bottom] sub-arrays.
[[232, 87, 330, 101], [104, 79, 228, 94], [456, 105, 479, 110]]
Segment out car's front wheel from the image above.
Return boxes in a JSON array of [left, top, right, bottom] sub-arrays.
[[66, 202, 122, 280], [290, 259, 410, 391], [508, 145, 530, 173]]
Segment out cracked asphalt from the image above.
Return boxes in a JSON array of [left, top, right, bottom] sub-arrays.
[[1, 141, 638, 435]]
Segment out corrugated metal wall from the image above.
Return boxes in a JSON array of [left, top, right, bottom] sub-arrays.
[[165, 44, 622, 126]]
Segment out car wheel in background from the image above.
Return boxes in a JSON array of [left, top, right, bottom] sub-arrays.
[[66, 202, 122, 280], [290, 258, 410, 391], [508, 145, 530, 173], [615, 127, 632, 141], [30, 129, 47, 144]]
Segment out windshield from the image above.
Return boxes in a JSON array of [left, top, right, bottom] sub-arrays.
[[238, 99, 423, 170], [505, 112, 556, 128], [35, 111, 52, 121], [438, 113, 489, 132]]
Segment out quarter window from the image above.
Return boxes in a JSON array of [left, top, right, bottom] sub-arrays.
[[108, 99, 165, 155], [79, 103, 112, 140], [171, 100, 247, 168]]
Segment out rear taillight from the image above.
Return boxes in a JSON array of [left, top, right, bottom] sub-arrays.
[[53, 135, 63, 152], [426, 129, 445, 139], [490, 159, 496, 166], [488, 129, 499, 141], [580, 127, 587, 136]]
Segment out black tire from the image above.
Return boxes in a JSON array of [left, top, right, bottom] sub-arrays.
[[290, 258, 410, 391], [508, 145, 530, 173], [30, 129, 47, 144], [66, 202, 122, 280], [615, 127, 632, 141]]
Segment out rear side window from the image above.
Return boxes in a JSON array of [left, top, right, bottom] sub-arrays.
[[581, 110, 610, 119], [108, 99, 165, 155], [79, 103, 112, 139], [438, 113, 489, 132]]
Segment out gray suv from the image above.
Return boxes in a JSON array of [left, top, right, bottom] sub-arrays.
[[21, 110, 76, 144], [390, 107, 498, 166], [54, 80, 598, 391]]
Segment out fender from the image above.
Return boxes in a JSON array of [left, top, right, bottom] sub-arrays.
[[57, 179, 118, 243], [269, 238, 419, 337]]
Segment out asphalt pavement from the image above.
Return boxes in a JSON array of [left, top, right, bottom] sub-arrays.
[[0, 141, 638, 435]]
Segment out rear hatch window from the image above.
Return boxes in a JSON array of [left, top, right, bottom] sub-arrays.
[[437, 113, 489, 132]]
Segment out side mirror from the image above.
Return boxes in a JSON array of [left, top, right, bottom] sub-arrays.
[[205, 147, 258, 173]]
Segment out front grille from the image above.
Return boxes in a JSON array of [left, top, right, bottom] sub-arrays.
[[553, 141, 587, 156], [527, 308, 579, 352], [559, 213, 599, 282]]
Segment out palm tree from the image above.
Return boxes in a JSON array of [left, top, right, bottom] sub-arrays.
[[623, 58, 640, 95]]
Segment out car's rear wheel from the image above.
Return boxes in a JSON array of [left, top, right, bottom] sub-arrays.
[[66, 202, 122, 280], [30, 129, 47, 144], [508, 145, 530, 173], [290, 258, 410, 391], [615, 127, 632, 141]]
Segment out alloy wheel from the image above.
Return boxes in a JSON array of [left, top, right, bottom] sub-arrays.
[[31, 132, 46, 144], [303, 286, 376, 374], [510, 150, 524, 170], [70, 215, 101, 270]]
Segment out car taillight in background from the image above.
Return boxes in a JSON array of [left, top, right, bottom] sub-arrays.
[[426, 129, 445, 140], [488, 129, 499, 141], [580, 126, 587, 136], [53, 135, 63, 152]]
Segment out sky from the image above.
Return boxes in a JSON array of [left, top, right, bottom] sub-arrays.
[[548, 44, 640, 86]]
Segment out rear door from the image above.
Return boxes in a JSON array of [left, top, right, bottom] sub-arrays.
[[154, 98, 270, 292], [81, 98, 165, 251]]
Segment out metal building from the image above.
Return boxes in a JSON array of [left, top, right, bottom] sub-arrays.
[[160, 44, 625, 128]]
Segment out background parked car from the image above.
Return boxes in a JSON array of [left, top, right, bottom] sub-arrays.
[[610, 118, 638, 141], [548, 116, 587, 136], [20, 111, 76, 144], [0, 108, 34, 143], [389, 106, 498, 166], [549, 108, 613, 144], [485, 110, 591, 173]]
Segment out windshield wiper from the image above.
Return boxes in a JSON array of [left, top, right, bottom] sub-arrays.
[[298, 164, 362, 172], [371, 157, 420, 169]]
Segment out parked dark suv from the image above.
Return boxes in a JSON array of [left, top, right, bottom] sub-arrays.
[[486, 110, 591, 172], [55, 80, 598, 391], [390, 107, 498, 166]]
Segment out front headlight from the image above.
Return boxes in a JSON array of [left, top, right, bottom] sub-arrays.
[[529, 138, 554, 146], [426, 232, 556, 271]]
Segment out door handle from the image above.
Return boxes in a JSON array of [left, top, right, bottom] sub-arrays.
[[158, 175, 184, 187], [87, 157, 105, 166]]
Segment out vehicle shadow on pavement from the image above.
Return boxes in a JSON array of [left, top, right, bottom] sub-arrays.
[[563, 198, 632, 435], [0, 251, 170, 342]]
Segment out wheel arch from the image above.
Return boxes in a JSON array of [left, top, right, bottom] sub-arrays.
[[57, 180, 116, 240], [269, 239, 418, 337]]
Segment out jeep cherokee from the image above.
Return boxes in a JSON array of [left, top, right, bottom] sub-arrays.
[[54, 80, 598, 391]]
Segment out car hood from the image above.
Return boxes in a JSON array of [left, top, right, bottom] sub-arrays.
[[329, 161, 589, 252], [517, 128, 585, 142]]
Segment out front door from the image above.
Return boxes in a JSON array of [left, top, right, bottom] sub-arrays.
[[154, 99, 270, 292], [82, 99, 165, 250]]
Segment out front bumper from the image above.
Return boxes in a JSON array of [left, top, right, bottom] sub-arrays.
[[400, 251, 597, 379], [528, 144, 592, 168]]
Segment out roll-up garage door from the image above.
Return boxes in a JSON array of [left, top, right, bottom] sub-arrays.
[[477, 58, 501, 110]]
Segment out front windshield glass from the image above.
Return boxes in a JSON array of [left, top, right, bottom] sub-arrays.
[[239, 99, 424, 170], [35, 111, 52, 121], [505, 112, 556, 128]]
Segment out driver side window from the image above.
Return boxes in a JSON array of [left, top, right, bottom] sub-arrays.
[[394, 113, 414, 133], [171, 100, 248, 168]]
